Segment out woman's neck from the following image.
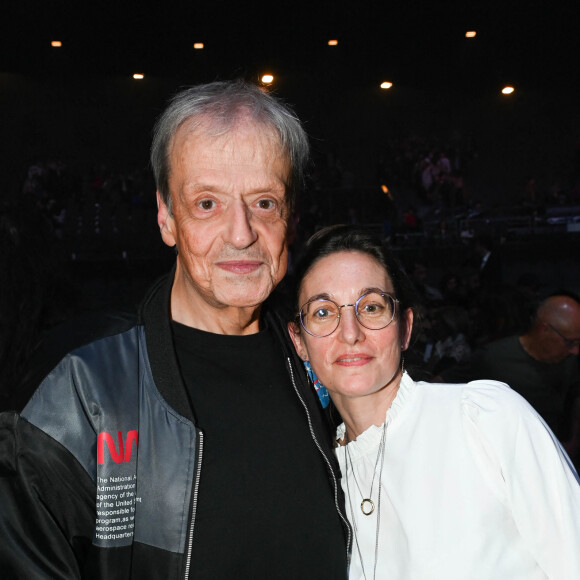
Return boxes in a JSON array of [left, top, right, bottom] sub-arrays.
[[335, 370, 403, 443]]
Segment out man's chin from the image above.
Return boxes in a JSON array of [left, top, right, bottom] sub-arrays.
[[210, 279, 275, 309], [214, 291, 270, 311]]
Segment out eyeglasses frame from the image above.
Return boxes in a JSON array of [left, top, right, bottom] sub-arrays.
[[546, 322, 580, 349], [297, 291, 399, 338]]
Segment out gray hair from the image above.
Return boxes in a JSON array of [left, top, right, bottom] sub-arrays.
[[151, 80, 310, 213]]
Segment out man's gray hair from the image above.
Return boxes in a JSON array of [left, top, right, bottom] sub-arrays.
[[151, 80, 310, 213]]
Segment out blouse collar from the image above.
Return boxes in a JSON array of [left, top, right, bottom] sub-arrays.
[[335, 372, 416, 458]]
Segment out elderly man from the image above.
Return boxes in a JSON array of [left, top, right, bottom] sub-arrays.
[[441, 292, 580, 447], [0, 82, 349, 579]]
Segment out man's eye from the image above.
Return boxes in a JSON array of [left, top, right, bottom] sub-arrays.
[[257, 199, 275, 210], [198, 199, 216, 210]]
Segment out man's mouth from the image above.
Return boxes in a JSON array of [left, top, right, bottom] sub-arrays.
[[216, 261, 263, 274]]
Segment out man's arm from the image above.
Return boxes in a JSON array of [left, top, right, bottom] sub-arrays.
[[0, 413, 96, 579]]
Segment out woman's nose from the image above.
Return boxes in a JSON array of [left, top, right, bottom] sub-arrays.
[[337, 306, 365, 344]]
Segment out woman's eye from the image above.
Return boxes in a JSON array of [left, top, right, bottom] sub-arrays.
[[314, 308, 330, 319], [362, 303, 383, 314]]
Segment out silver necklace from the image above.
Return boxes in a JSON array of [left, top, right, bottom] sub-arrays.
[[345, 422, 387, 516], [344, 421, 388, 580]]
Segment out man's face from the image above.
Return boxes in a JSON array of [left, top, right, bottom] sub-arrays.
[[157, 118, 290, 325], [534, 297, 580, 364], [540, 321, 580, 363]]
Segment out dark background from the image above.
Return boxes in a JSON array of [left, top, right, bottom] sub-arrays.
[[2, 0, 580, 201], [2, 0, 580, 405], [1, 0, 580, 307]]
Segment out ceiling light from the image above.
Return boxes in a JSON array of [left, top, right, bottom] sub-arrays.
[[465, 31, 477, 38], [133, 73, 144, 80], [328, 40, 338, 46], [261, 74, 274, 84], [51, 40, 62, 47], [193, 43, 204, 49], [380, 81, 393, 89], [502, 86, 515, 95]]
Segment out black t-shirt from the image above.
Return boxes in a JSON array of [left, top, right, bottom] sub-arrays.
[[171, 320, 346, 579]]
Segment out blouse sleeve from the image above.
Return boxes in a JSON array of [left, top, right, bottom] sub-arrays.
[[461, 380, 580, 580]]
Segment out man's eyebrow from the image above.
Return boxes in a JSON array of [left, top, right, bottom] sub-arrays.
[[182, 183, 220, 194], [183, 183, 287, 195]]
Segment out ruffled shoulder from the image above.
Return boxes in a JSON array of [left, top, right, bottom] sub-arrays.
[[459, 379, 533, 424]]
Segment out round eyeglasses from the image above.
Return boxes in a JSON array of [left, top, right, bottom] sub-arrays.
[[298, 291, 398, 338]]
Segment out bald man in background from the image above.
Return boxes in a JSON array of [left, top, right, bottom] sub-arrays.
[[441, 292, 580, 463]]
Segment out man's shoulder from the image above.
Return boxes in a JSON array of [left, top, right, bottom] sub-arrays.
[[438, 335, 521, 384], [477, 335, 522, 360], [482, 335, 520, 351], [13, 307, 139, 413], [12, 269, 175, 414], [53, 306, 138, 343]]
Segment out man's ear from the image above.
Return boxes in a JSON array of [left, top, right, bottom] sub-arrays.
[[288, 321, 309, 362], [157, 191, 177, 248]]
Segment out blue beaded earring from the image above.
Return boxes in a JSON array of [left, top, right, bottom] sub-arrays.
[[304, 361, 330, 408]]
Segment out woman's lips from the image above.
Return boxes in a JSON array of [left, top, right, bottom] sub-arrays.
[[216, 261, 262, 274], [335, 354, 372, 366]]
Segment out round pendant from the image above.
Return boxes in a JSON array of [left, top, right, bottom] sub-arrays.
[[360, 498, 375, 515]]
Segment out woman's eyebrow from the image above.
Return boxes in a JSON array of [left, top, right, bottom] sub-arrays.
[[303, 287, 389, 304], [360, 286, 387, 295], [304, 292, 332, 303]]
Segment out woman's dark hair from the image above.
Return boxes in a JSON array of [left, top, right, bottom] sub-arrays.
[[291, 224, 420, 343]]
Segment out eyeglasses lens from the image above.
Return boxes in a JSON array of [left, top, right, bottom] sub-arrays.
[[300, 292, 394, 337], [357, 293, 394, 329], [301, 300, 340, 336]]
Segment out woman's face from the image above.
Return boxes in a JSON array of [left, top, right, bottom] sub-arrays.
[[290, 250, 413, 402]]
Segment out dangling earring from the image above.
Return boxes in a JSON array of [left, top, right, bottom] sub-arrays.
[[304, 361, 330, 408], [400, 343, 407, 374]]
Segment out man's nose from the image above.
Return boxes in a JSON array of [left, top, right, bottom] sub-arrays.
[[225, 201, 258, 249]]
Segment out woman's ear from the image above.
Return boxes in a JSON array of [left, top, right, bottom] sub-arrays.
[[288, 321, 309, 361], [401, 308, 414, 351]]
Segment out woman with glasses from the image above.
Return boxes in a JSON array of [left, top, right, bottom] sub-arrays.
[[288, 225, 580, 580]]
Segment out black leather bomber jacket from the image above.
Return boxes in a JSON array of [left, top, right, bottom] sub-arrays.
[[0, 270, 351, 579]]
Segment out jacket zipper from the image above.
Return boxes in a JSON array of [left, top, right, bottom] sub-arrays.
[[287, 358, 352, 564], [184, 429, 204, 580]]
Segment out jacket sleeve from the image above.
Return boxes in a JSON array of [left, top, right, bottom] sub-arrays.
[[0, 412, 97, 579]]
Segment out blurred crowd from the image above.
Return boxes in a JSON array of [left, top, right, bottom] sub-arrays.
[[2, 151, 579, 445]]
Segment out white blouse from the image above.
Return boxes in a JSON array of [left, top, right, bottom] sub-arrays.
[[335, 373, 580, 580]]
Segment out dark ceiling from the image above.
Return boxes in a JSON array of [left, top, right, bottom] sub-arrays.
[[2, 0, 579, 91]]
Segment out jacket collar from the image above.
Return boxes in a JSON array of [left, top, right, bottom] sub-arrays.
[[140, 265, 195, 421], [139, 265, 336, 452]]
